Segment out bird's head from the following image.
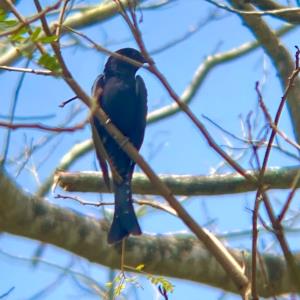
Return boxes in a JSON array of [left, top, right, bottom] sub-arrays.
[[104, 48, 146, 77]]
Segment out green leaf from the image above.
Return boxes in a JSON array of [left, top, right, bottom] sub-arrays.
[[30, 27, 42, 42], [136, 205, 147, 217], [37, 35, 57, 44], [0, 19, 18, 31], [17, 26, 29, 35], [105, 282, 113, 288], [147, 275, 174, 293], [135, 264, 145, 271], [9, 33, 26, 42], [0, 9, 6, 22], [125, 276, 137, 283], [38, 53, 61, 73], [20, 49, 33, 59], [9, 26, 29, 42], [3, 19, 18, 27], [114, 283, 125, 296]]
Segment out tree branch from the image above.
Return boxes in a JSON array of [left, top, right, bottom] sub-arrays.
[[250, 0, 300, 24], [56, 166, 300, 195]]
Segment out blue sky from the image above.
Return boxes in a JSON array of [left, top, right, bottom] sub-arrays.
[[1, 0, 300, 299]]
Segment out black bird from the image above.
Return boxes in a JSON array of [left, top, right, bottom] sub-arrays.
[[92, 48, 148, 244]]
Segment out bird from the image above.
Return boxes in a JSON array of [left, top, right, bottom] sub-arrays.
[[91, 48, 148, 244]]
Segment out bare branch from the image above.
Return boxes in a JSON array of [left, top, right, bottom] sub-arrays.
[[0, 65, 56, 75], [56, 166, 300, 196], [0, 119, 88, 133], [250, 0, 300, 24]]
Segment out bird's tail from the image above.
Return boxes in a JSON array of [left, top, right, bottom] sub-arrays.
[[107, 178, 142, 244]]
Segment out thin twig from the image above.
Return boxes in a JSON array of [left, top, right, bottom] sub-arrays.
[[54, 193, 177, 215], [54, 193, 114, 206], [257, 82, 300, 152], [0, 119, 88, 133], [277, 170, 300, 223], [0, 65, 56, 75], [55, 0, 70, 38], [1, 59, 29, 169], [59, 95, 78, 107]]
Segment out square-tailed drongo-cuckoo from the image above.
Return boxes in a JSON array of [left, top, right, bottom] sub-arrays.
[[92, 48, 148, 244]]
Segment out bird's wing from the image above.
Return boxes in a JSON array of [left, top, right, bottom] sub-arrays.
[[136, 75, 148, 118], [91, 74, 111, 190], [134, 75, 148, 150], [91, 74, 104, 100]]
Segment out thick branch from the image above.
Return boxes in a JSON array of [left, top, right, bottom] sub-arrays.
[[250, 0, 300, 24], [57, 166, 300, 195], [0, 170, 298, 297]]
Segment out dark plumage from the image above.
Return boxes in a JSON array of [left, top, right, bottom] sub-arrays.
[[92, 48, 148, 244]]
